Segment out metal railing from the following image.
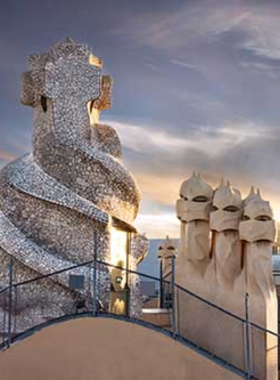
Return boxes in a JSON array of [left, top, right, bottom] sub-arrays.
[[0, 254, 278, 380]]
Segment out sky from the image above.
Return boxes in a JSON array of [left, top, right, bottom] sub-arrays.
[[1, 0, 280, 238]]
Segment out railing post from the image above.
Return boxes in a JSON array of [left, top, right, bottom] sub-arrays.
[[14, 287, 18, 335], [2, 305, 6, 345], [92, 230, 98, 316], [278, 300, 280, 374], [176, 284, 180, 335], [245, 292, 251, 379], [7, 256, 13, 348], [159, 260, 163, 308], [171, 255, 176, 337]]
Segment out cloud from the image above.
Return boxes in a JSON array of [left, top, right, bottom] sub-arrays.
[[134, 212, 180, 239], [102, 116, 280, 231], [114, 0, 280, 63], [238, 10, 280, 61], [1, 0, 280, 238], [135, 172, 179, 206], [170, 60, 198, 70], [0, 150, 16, 163], [105, 119, 275, 158], [112, 1, 244, 45], [238, 60, 280, 80]]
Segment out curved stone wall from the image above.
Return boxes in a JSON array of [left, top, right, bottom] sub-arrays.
[[0, 318, 242, 380]]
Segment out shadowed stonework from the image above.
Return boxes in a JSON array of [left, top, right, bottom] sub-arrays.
[[0, 38, 148, 329]]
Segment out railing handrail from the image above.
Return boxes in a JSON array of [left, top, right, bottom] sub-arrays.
[[7, 259, 172, 289], [162, 270, 172, 279], [13, 259, 94, 287], [0, 286, 9, 295], [174, 282, 246, 323], [0, 257, 279, 339]]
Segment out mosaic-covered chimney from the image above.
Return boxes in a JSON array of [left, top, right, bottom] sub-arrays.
[[0, 38, 148, 329]]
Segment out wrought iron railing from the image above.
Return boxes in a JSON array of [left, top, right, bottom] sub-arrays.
[[0, 254, 278, 380]]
